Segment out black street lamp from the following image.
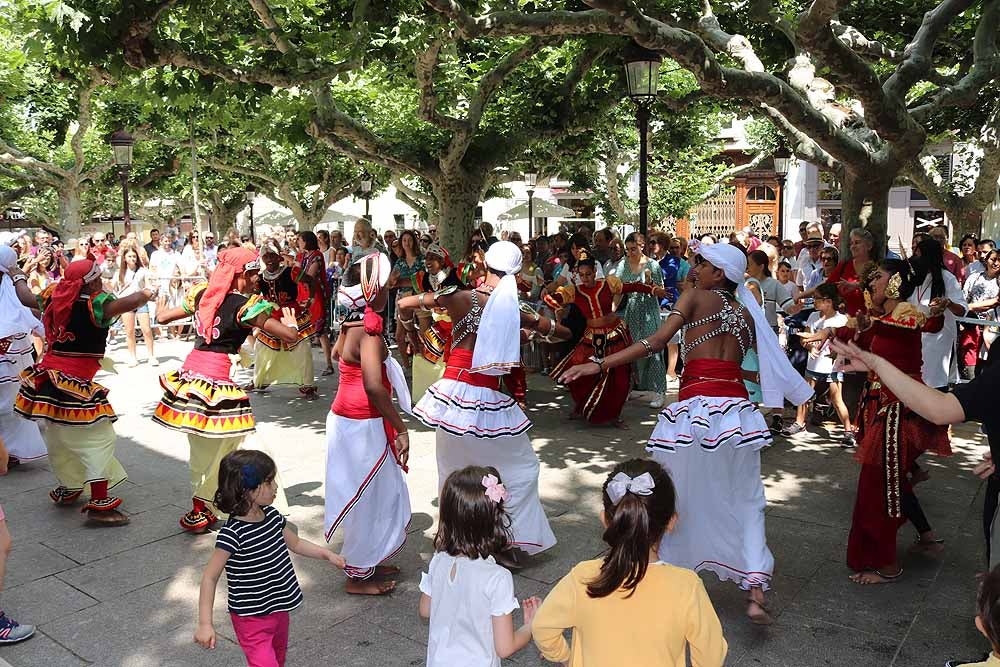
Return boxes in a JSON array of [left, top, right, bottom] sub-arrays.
[[109, 129, 135, 236], [360, 171, 373, 220], [624, 43, 662, 238], [523, 170, 537, 238], [245, 183, 257, 243], [773, 146, 791, 237]]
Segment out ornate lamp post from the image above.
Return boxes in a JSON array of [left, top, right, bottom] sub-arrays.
[[109, 129, 135, 236], [523, 170, 537, 238], [360, 171, 373, 220], [624, 43, 662, 238], [773, 146, 791, 237], [245, 183, 257, 243]]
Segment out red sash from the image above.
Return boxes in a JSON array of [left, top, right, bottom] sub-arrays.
[[443, 348, 502, 390], [678, 358, 749, 401], [181, 349, 232, 381], [38, 352, 101, 381]]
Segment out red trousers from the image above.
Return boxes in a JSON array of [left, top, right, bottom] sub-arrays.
[[231, 611, 290, 667], [959, 324, 982, 368]]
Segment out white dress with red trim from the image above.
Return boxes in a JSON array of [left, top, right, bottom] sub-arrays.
[[324, 356, 411, 579], [416, 334, 555, 553], [0, 333, 45, 461]]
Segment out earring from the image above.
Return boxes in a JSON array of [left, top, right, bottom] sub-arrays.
[[885, 272, 902, 299]]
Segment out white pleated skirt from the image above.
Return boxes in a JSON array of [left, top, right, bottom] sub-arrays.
[[324, 412, 411, 579], [647, 395, 773, 591], [435, 429, 556, 555], [0, 338, 46, 462]]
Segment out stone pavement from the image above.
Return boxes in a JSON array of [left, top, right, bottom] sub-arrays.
[[0, 339, 991, 666]]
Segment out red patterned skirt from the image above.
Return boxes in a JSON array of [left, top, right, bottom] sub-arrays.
[[551, 320, 632, 425]]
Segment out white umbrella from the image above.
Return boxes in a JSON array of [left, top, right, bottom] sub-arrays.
[[319, 208, 361, 225], [497, 199, 577, 221]]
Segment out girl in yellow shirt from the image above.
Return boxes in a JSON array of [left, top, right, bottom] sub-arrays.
[[531, 459, 727, 667]]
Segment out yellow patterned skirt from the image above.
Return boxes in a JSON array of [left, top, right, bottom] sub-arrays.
[[253, 338, 314, 388], [15, 367, 117, 425], [154, 369, 255, 437]]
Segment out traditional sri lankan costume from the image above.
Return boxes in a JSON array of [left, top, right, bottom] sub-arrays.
[[411, 245, 464, 401], [414, 242, 556, 554], [254, 263, 317, 392], [324, 253, 412, 579], [15, 260, 131, 516], [837, 301, 951, 573], [647, 242, 812, 591], [153, 248, 281, 532], [544, 275, 658, 424], [294, 248, 327, 340], [0, 246, 46, 466]]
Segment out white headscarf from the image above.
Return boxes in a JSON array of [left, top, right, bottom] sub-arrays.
[[0, 246, 44, 339], [695, 241, 812, 408], [471, 240, 522, 376]]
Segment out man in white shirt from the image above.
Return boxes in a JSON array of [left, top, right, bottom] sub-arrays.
[[202, 232, 218, 273]]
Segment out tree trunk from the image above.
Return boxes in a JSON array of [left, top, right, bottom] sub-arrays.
[[948, 208, 983, 240], [433, 175, 483, 256], [58, 187, 82, 234], [841, 171, 890, 259]]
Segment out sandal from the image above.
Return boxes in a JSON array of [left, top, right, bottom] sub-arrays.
[[321, 366, 336, 376], [909, 537, 945, 554]]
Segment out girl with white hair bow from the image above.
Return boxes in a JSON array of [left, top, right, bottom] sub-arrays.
[[397, 240, 570, 565], [560, 240, 811, 624]]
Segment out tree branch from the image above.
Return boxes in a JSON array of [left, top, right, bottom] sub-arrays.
[[700, 149, 770, 200], [415, 39, 468, 132], [883, 0, 977, 99], [247, 0, 293, 54]]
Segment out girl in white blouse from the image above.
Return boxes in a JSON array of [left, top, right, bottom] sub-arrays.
[[419, 465, 540, 667]]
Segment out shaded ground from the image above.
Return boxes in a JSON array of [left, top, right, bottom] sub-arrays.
[[0, 339, 989, 666]]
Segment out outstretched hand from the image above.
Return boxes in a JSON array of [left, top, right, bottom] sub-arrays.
[[558, 362, 599, 384], [280, 307, 298, 329], [830, 339, 874, 373]]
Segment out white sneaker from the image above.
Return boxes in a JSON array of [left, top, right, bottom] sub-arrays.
[[649, 395, 665, 409], [149, 357, 159, 367]]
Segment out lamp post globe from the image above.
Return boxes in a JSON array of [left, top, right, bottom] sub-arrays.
[[523, 170, 537, 238], [245, 183, 257, 243], [624, 43, 661, 238], [109, 129, 135, 234]]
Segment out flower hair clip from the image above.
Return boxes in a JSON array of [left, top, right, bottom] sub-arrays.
[[482, 474, 509, 504]]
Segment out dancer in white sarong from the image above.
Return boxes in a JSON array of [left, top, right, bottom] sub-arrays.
[[0, 246, 46, 466], [398, 241, 569, 565], [324, 252, 411, 595], [560, 241, 811, 624]]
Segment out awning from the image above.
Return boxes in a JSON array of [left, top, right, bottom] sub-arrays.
[[497, 199, 577, 221]]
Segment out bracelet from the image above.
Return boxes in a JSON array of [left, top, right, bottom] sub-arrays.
[[639, 338, 653, 358], [399, 317, 416, 331], [667, 309, 686, 322], [589, 355, 606, 374], [11, 274, 26, 284], [547, 318, 556, 338]]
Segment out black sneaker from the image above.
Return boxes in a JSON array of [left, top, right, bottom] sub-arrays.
[[781, 422, 806, 436], [842, 431, 857, 448], [769, 414, 784, 433]]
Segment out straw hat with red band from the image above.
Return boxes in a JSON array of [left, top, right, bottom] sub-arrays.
[[196, 247, 260, 344], [43, 259, 103, 345]]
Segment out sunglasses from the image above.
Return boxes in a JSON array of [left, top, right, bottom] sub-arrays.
[[821, 256, 837, 263]]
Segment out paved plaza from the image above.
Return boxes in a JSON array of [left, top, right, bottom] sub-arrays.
[[0, 339, 991, 666]]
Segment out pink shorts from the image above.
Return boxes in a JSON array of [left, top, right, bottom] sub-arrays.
[[230, 611, 289, 667]]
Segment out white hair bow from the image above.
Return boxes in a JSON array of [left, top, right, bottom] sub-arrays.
[[606, 472, 655, 505]]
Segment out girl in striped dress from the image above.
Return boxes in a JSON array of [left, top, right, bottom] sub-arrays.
[[195, 450, 345, 666]]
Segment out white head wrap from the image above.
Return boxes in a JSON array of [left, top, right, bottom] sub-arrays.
[[695, 241, 812, 408], [471, 241, 523, 376], [0, 246, 44, 339]]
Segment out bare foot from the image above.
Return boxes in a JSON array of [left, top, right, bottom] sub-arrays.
[[746, 599, 773, 625], [909, 538, 945, 555], [372, 565, 400, 578], [614, 419, 630, 430], [345, 579, 396, 596], [849, 569, 901, 585]]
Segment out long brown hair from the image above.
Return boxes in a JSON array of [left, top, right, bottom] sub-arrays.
[[587, 459, 676, 598], [117, 241, 149, 285], [434, 465, 513, 559]]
